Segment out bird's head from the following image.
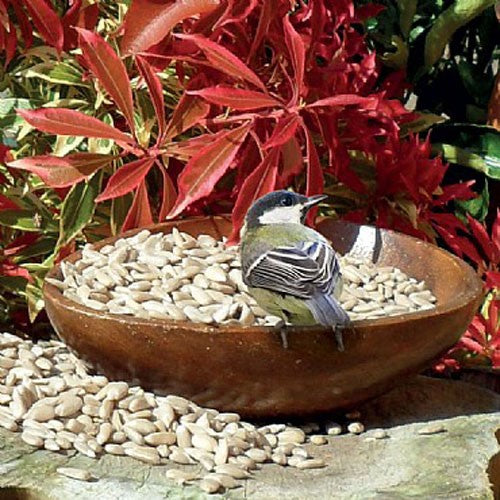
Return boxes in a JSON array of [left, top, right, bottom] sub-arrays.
[[244, 190, 327, 229]]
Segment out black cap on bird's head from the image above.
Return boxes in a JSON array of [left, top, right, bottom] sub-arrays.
[[244, 190, 327, 228]]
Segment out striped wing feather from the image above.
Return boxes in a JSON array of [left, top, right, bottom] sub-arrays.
[[243, 240, 340, 299]]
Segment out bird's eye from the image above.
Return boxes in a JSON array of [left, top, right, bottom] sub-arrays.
[[280, 195, 293, 207]]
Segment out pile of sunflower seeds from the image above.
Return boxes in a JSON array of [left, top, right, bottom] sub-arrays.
[[46, 229, 436, 325], [0, 332, 371, 493]]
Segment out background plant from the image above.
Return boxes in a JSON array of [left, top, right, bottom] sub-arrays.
[[0, 0, 498, 370]]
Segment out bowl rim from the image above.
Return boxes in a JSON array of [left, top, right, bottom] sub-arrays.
[[43, 216, 483, 335]]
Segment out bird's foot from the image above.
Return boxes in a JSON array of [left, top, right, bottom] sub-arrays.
[[273, 320, 288, 349], [332, 326, 345, 352]]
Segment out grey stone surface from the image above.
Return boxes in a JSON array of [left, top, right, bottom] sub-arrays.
[[0, 376, 498, 500]]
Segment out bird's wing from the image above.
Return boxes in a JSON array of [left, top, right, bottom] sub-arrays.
[[243, 240, 341, 299]]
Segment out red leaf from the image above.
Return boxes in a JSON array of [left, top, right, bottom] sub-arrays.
[[122, 180, 153, 231], [189, 86, 282, 111], [263, 113, 301, 149], [168, 122, 251, 218], [492, 209, 500, 261], [8, 153, 114, 188], [248, 0, 277, 60], [307, 95, 377, 108], [486, 271, 500, 289], [304, 128, 324, 197], [164, 91, 210, 141], [176, 34, 266, 92], [121, 0, 220, 55], [22, 0, 63, 52], [0, 193, 19, 210], [283, 15, 305, 102], [136, 55, 166, 140], [229, 147, 279, 243], [467, 214, 495, 262], [435, 225, 483, 265], [158, 161, 177, 221], [96, 157, 155, 202], [304, 127, 324, 224], [76, 29, 135, 135], [279, 135, 303, 186], [0, 261, 32, 282], [436, 181, 476, 204], [4, 19, 16, 67], [12, 2, 33, 50], [18, 108, 135, 144]]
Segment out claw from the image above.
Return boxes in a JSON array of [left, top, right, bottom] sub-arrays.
[[273, 320, 288, 349], [333, 326, 345, 352]]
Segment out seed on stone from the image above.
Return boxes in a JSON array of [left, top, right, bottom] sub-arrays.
[[325, 422, 342, 436], [277, 428, 305, 445], [371, 429, 388, 439], [214, 463, 250, 479], [417, 423, 446, 435], [124, 444, 160, 465], [199, 477, 221, 494], [57, 467, 94, 481], [295, 458, 326, 470], [165, 469, 197, 484], [310, 435, 327, 445], [347, 422, 365, 434], [25, 403, 55, 422]]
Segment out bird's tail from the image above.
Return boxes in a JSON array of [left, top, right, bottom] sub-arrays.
[[306, 294, 350, 328]]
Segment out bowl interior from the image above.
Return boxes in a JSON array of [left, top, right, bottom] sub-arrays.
[[48, 216, 481, 329]]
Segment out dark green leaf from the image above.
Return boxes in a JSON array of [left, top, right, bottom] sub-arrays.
[[455, 180, 489, 222], [0, 276, 29, 294], [397, 0, 418, 38], [12, 238, 58, 263], [57, 173, 101, 248], [110, 193, 132, 236], [24, 62, 85, 86], [0, 98, 36, 128], [26, 281, 44, 323], [0, 210, 54, 232], [431, 124, 500, 179], [424, 0, 496, 68]]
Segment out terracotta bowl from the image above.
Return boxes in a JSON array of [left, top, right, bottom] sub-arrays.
[[43, 217, 482, 418]]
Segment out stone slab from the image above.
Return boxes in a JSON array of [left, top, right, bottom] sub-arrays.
[[0, 376, 498, 499]]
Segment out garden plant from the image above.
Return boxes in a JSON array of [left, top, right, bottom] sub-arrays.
[[0, 0, 498, 375]]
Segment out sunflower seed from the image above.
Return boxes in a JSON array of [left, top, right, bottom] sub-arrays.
[[57, 467, 93, 481]]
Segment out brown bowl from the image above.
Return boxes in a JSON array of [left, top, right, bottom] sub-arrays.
[[43, 217, 483, 418]]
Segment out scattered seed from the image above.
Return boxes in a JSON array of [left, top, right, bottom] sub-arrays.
[[417, 423, 446, 435], [347, 422, 365, 434], [57, 467, 94, 481]]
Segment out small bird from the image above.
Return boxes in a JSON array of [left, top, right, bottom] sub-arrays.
[[240, 190, 350, 350]]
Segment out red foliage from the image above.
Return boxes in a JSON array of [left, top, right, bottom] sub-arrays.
[[0, 0, 98, 64], [5, 0, 496, 369]]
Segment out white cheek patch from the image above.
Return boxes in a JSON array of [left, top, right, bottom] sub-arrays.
[[258, 205, 303, 225]]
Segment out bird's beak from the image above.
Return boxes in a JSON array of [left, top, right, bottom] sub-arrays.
[[304, 194, 328, 207]]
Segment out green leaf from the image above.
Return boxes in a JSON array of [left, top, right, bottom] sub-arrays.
[[0, 98, 36, 128], [53, 135, 86, 156], [397, 0, 417, 38], [26, 281, 44, 323], [57, 173, 101, 248], [12, 238, 59, 263], [424, 0, 496, 68], [23, 62, 86, 86], [431, 123, 500, 179], [110, 193, 132, 236], [0, 210, 54, 232], [400, 112, 447, 136], [0, 276, 29, 294], [455, 180, 489, 222]]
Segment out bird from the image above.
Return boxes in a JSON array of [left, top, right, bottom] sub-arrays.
[[239, 190, 350, 350]]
